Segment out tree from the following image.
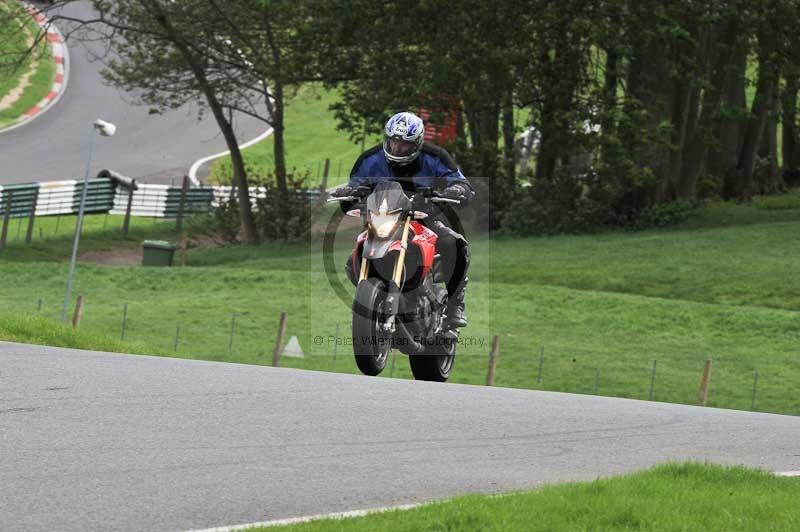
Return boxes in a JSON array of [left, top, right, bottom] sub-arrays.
[[62, 0, 262, 242], [40, 0, 334, 241]]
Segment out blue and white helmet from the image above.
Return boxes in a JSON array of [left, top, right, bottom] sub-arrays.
[[383, 112, 425, 166]]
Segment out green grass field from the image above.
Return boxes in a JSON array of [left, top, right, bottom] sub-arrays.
[[0, 0, 56, 127], [0, 1, 31, 98], [250, 463, 799, 532], [2, 200, 800, 416], [208, 85, 380, 188]]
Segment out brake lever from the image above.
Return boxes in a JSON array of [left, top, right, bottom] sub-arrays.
[[326, 196, 357, 203], [431, 197, 461, 204]]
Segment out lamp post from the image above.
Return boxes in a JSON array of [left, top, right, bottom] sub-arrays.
[[60, 119, 117, 323]]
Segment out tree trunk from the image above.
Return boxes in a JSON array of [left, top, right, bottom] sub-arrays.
[[501, 88, 516, 181], [146, 0, 258, 243], [599, 46, 619, 166], [735, 32, 779, 201], [623, 3, 675, 207], [464, 99, 500, 178], [782, 74, 799, 171], [463, 94, 501, 228], [715, 45, 748, 199], [758, 111, 781, 193], [660, 78, 693, 202], [678, 14, 742, 200], [271, 83, 288, 194]]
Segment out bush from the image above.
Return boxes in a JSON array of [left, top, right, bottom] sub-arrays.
[[213, 196, 242, 243], [753, 191, 800, 211], [500, 169, 614, 236], [623, 200, 695, 230], [212, 171, 321, 242], [254, 173, 319, 241]]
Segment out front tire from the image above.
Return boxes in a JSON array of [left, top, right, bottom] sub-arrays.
[[409, 338, 456, 382], [352, 278, 391, 376]]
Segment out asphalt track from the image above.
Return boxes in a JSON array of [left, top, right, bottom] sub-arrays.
[[2, 341, 799, 531], [0, 1, 265, 185]]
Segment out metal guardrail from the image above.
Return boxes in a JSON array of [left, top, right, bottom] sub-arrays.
[[111, 183, 215, 218], [212, 186, 323, 208], [0, 173, 325, 229], [0, 179, 117, 219]]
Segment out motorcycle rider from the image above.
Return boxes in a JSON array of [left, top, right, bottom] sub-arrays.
[[331, 111, 473, 328]]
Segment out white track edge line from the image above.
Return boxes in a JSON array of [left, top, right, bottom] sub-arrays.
[[182, 502, 423, 532], [187, 126, 274, 186], [186, 470, 799, 532]]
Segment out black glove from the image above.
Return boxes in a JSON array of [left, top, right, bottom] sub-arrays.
[[330, 186, 354, 198], [441, 183, 471, 203]]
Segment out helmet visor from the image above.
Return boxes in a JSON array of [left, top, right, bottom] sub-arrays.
[[385, 138, 418, 158]]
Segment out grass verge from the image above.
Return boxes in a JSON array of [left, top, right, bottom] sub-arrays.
[[252, 463, 800, 532], [2, 204, 800, 415], [0, 0, 56, 127], [0, 314, 159, 354]]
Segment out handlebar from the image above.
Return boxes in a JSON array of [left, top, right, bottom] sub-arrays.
[[326, 186, 462, 207]]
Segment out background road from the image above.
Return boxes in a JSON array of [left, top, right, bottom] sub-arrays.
[[0, 1, 264, 185], [2, 341, 799, 532]]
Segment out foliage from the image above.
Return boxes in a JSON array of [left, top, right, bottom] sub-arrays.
[[213, 196, 243, 244], [31, 0, 800, 232], [314, 0, 800, 226], [0, 1, 57, 126], [500, 169, 614, 236], [212, 174, 321, 242], [254, 173, 320, 241], [208, 86, 378, 187], [754, 190, 800, 210], [623, 201, 696, 230]]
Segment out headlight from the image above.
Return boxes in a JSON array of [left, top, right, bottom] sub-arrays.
[[370, 211, 401, 238]]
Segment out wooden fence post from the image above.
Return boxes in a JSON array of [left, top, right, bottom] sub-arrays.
[[648, 359, 658, 401], [697, 358, 713, 406], [25, 188, 38, 244], [1, 191, 13, 250], [72, 294, 84, 330], [486, 335, 500, 386], [122, 183, 135, 235], [272, 312, 288, 367], [176, 175, 190, 232], [320, 158, 331, 191]]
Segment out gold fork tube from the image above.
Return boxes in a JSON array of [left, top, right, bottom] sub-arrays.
[[392, 216, 412, 285]]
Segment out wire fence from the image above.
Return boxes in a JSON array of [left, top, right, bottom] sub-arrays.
[[15, 294, 798, 418]]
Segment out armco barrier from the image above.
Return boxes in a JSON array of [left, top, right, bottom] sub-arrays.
[[0, 179, 116, 218], [211, 186, 323, 208], [110, 183, 214, 218], [0, 174, 323, 222]]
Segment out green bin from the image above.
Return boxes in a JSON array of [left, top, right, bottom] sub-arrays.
[[142, 240, 179, 267]]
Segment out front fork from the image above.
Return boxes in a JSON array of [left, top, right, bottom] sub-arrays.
[[357, 216, 412, 333]]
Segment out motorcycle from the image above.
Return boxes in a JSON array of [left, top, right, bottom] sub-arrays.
[[328, 181, 461, 382]]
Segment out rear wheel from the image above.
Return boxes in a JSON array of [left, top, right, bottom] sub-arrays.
[[409, 337, 456, 382], [352, 278, 391, 376]]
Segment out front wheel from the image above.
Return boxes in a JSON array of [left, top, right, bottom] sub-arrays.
[[352, 278, 391, 376], [409, 338, 456, 382]]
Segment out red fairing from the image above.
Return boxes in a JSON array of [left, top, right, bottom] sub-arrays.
[[352, 224, 438, 280], [410, 221, 437, 279]]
